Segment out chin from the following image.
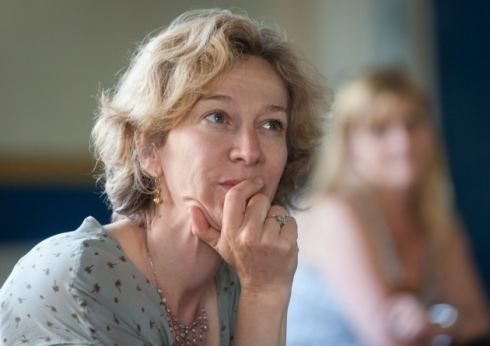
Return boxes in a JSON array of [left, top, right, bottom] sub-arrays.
[[211, 209, 224, 230], [385, 177, 416, 191], [201, 201, 224, 230]]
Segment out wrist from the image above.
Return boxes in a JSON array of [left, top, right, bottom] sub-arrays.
[[235, 286, 289, 346], [240, 284, 292, 306]]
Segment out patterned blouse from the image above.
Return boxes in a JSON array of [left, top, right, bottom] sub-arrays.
[[0, 217, 239, 346]]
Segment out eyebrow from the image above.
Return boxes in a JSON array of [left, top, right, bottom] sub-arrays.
[[202, 94, 233, 103], [202, 94, 288, 114]]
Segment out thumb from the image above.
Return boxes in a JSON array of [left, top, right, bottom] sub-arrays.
[[189, 206, 220, 248]]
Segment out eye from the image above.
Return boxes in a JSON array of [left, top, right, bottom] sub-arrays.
[[369, 123, 388, 136], [262, 119, 284, 132], [205, 111, 227, 124]]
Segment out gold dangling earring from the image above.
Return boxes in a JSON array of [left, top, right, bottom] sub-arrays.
[[152, 177, 163, 205]]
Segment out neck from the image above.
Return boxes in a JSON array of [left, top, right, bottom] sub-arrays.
[[373, 186, 418, 228], [145, 205, 221, 324]]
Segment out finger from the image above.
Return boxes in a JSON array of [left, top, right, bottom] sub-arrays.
[[223, 178, 264, 232], [267, 205, 288, 219], [279, 215, 298, 241], [262, 205, 288, 241], [189, 206, 220, 249], [242, 193, 270, 241], [262, 218, 281, 244]]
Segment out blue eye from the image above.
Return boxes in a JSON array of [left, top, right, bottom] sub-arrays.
[[263, 119, 284, 131], [205, 111, 226, 124]]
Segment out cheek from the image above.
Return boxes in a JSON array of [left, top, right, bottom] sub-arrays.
[[179, 145, 220, 191], [350, 135, 380, 167], [414, 132, 435, 168], [259, 139, 287, 198], [161, 134, 215, 193], [349, 136, 392, 183], [269, 141, 288, 176]]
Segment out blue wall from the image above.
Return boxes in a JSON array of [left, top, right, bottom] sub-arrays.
[[434, 0, 490, 291], [0, 184, 110, 242]]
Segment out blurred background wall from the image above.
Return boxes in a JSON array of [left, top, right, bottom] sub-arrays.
[[1, 0, 488, 293]]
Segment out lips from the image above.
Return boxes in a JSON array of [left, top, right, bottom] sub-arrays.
[[218, 179, 245, 191]]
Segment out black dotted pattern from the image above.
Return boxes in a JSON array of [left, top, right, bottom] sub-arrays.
[[0, 217, 240, 345]]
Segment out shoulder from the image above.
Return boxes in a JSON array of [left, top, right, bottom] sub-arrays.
[[14, 217, 120, 280], [296, 195, 362, 232], [1, 216, 123, 291], [0, 217, 120, 344], [2, 217, 104, 279], [315, 195, 361, 226], [297, 195, 366, 255], [0, 216, 130, 311], [0, 217, 165, 345]]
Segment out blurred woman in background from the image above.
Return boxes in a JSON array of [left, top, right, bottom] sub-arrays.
[[287, 68, 490, 346]]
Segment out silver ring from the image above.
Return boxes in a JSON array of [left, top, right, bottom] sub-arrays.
[[268, 214, 288, 227]]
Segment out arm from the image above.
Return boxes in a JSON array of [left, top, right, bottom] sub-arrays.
[[303, 198, 426, 346], [190, 178, 297, 346], [439, 224, 490, 342], [234, 287, 290, 346]]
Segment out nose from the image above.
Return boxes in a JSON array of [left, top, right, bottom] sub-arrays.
[[387, 124, 412, 153], [229, 128, 263, 165]]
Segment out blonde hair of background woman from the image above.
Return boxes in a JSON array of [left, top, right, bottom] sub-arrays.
[[91, 9, 328, 227], [315, 68, 455, 262]]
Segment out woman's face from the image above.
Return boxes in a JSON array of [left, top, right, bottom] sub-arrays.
[[347, 95, 434, 191], [158, 56, 288, 228]]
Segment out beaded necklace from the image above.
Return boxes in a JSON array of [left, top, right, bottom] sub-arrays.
[[145, 237, 209, 345]]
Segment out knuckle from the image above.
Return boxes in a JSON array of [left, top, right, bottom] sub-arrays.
[[282, 240, 297, 255], [240, 231, 255, 248], [278, 232, 298, 252], [260, 237, 276, 251]]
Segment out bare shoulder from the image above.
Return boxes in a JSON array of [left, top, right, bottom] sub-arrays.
[[317, 195, 357, 218], [305, 195, 364, 236], [296, 195, 367, 262]]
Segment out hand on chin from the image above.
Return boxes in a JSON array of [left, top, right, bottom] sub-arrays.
[[184, 198, 223, 232]]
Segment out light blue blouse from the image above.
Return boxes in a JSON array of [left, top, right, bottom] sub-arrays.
[[0, 217, 239, 346], [287, 262, 361, 346]]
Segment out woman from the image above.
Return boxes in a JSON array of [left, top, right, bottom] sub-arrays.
[[0, 9, 326, 345], [287, 68, 490, 346]]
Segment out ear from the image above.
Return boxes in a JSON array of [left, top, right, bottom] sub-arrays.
[[134, 133, 163, 178]]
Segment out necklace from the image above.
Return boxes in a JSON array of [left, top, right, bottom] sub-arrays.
[[145, 236, 208, 345]]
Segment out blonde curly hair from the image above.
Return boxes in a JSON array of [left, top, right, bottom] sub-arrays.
[[91, 9, 328, 226]]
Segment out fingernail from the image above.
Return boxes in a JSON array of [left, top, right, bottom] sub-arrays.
[[255, 177, 264, 185]]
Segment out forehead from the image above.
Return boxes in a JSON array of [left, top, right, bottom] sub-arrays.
[[204, 56, 288, 105], [357, 92, 427, 126]]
